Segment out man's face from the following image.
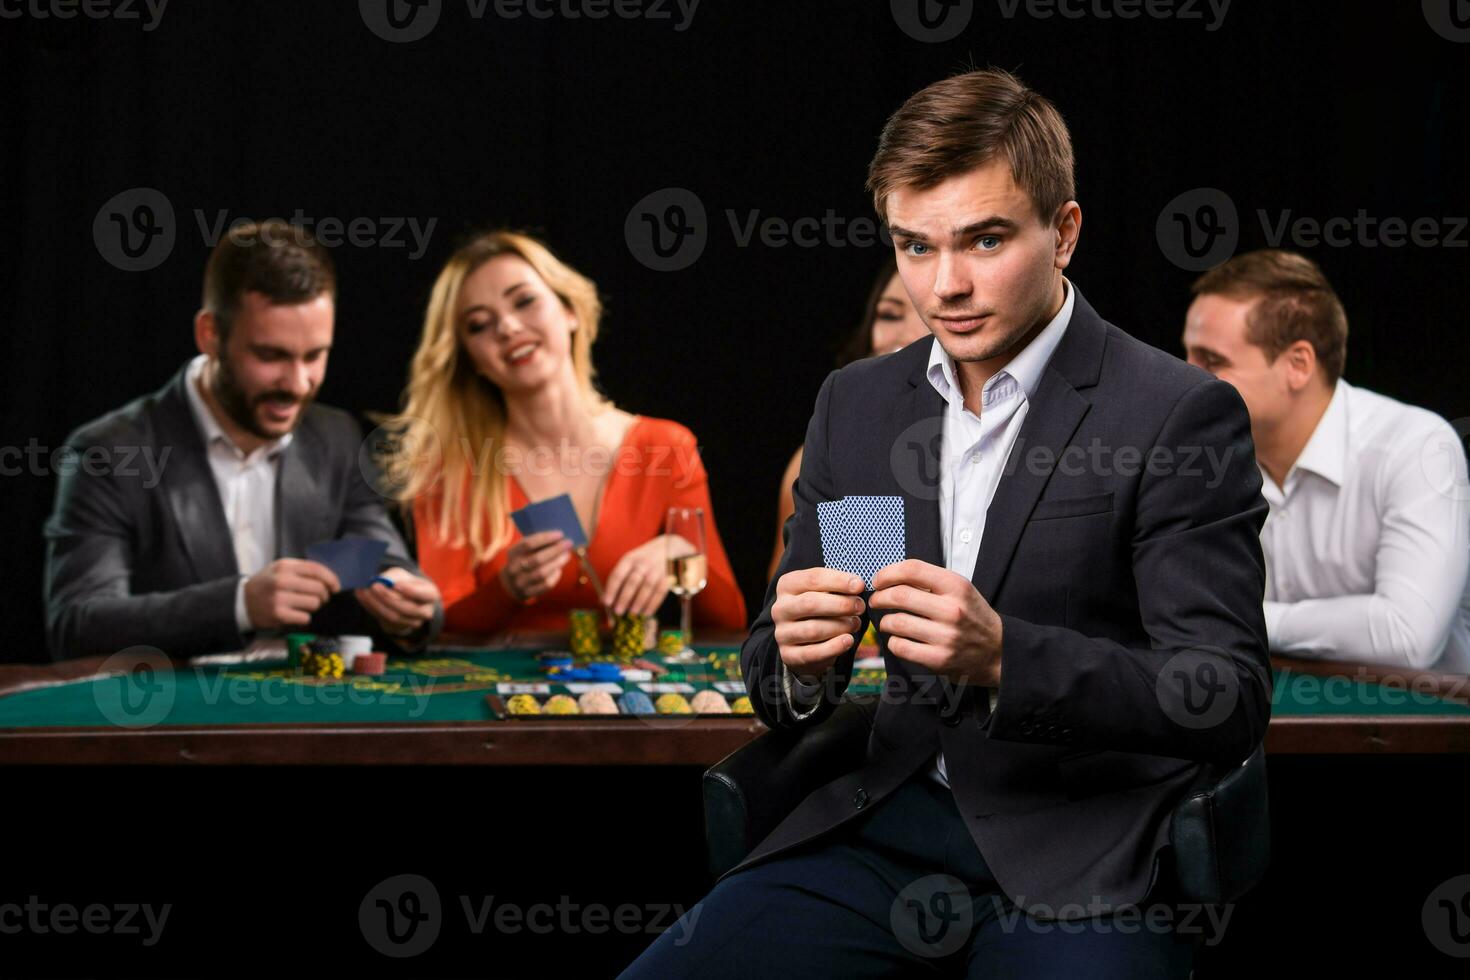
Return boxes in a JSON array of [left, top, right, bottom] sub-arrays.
[[211, 291, 334, 440], [885, 158, 1073, 368], [1182, 292, 1292, 430]]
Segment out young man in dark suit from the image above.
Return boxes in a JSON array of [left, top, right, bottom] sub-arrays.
[[45, 220, 442, 660], [623, 69, 1269, 978]]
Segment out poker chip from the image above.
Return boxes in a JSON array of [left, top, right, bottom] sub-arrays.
[[543, 694, 579, 715], [506, 693, 542, 715], [569, 609, 602, 657], [654, 693, 693, 715], [611, 614, 646, 661], [617, 691, 655, 715], [730, 696, 754, 715], [690, 690, 731, 714], [300, 642, 345, 679], [657, 629, 687, 656], [351, 652, 387, 676], [577, 691, 619, 715]]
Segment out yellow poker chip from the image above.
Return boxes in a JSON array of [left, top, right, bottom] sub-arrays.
[[730, 696, 754, 715], [543, 694, 579, 715], [654, 693, 693, 715], [506, 694, 542, 715]]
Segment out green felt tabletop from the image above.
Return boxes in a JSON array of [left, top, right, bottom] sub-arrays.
[[0, 648, 1466, 729]]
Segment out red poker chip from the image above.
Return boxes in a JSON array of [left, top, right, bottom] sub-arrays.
[[352, 652, 388, 676]]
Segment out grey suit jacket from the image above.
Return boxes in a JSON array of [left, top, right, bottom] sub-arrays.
[[740, 286, 1271, 919], [43, 363, 442, 660]]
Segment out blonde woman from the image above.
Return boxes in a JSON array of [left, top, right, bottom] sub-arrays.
[[381, 231, 746, 634]]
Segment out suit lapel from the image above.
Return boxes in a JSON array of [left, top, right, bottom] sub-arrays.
[[276, 422, 325, 559], [970, 289, 1107, 601], [884, 348, 946, 568], [154, 366, 238, 582]]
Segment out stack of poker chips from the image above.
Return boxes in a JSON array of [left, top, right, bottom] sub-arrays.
[[351, 652, 387, 676], [611, 613, 646, 661], [300, 640, 345, 679], [506, 693, 542, 715], [657, 629, 687, 657], [285, 633, 316, 669], [569, 609, 602, 657]]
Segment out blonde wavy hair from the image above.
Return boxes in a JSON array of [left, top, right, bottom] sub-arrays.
[[379, 231, 610, 562]]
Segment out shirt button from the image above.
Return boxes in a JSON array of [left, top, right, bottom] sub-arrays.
[[959, 528, 973, 544], [853, 789, 869, 810], [970, 453, 981, 464]]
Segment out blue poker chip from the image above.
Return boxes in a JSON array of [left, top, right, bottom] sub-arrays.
[[587, 664, 623, 678], [539, 653, 575, 667], [617, 691, 655, 715]]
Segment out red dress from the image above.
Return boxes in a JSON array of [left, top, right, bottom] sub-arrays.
[[415, 416, 748, 634]]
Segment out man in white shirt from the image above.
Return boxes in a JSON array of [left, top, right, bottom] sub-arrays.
[[45, 220, 442, 660], [1183, 249, 1470, 673]]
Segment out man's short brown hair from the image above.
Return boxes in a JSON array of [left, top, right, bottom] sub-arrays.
[[1191, 249, 1348, 384], [866, 68, 1076, 225], [202, 219, 336, 341]]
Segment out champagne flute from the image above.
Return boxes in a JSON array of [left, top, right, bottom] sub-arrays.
[[664, 507, 707, 662]]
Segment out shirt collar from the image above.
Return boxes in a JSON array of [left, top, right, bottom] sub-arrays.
[[184, 354, 292, 459], [1289, 378, 1348, 487], [926, 277, 1075, 410]]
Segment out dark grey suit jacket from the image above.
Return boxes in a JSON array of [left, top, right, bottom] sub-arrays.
[[740, 286, 1271, 918], [43, 363, 442, 661]]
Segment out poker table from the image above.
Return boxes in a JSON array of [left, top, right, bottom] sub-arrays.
[[1, 631, 1467, 763]]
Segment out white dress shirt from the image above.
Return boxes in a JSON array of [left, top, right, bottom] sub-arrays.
[[785, 280, 1076, 789], [182, 354, 291, 633], [1261, 378, 1470, 673]]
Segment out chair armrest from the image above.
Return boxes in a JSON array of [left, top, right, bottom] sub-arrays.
[[703, 695, 876, 877], [1169, 742, 1271, 904]]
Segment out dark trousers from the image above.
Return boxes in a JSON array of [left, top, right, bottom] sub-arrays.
[[620, 772, 1199, 979]]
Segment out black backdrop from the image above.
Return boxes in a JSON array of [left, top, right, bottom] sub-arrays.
[[2, 1, 1467, 663]]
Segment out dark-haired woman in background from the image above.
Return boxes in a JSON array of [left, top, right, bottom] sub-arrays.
[[768, 257, 929, 580]]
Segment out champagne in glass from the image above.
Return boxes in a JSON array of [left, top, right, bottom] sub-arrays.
[[664, 507, 707, 661]]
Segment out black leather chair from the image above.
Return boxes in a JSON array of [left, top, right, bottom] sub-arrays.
[[703, 695, 1270, 905]]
